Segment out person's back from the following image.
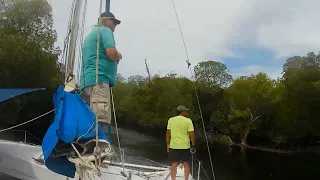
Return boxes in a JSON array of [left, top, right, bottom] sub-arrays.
[[167, 115, 193, 149], [80, 25, 117, 89], [166, 105, 195, 180]]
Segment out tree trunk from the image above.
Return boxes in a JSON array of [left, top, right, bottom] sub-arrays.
[[240, 108, 260, 147], [241, 129, 249, 147]]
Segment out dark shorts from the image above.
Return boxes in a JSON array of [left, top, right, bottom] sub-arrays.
[[168, 148, 191, 163]]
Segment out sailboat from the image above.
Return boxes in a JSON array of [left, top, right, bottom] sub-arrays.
[[0, 0, 210, 180]]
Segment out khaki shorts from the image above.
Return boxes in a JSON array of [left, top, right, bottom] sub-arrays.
[[81, 83, 111, 124]]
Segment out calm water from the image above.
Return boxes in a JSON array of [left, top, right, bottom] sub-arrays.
[[111, 127, 320, 180], [1, 127, 319, 180]]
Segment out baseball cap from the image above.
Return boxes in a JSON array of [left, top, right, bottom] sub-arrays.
[[176, 105, 189, 113], [100, 11, 121, 25]]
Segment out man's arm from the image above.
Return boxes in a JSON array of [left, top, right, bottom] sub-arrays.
[[166, 119, 171, 152], [188, 119, 196, 147], [106, 47, 120, 61], [100, 28, 120, 61], [166, 130, 171, 146], [189, 131, 195, 147]]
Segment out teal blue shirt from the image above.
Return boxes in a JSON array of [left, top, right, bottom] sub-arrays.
[[79, 25, 118, 89]]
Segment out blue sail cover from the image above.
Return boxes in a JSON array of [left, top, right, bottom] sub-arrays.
[[42, 85, 109, 178], [0, 88, 45, 102]]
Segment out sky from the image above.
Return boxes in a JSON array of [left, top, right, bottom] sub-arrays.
[[48, 0, 320, 80]]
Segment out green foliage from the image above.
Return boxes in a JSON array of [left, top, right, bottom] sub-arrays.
[[114, 76, 194, 127], [0, 0, 59, 125], [194, 60, 233, 89], [273, 53, 320, 142], [0, 0, 58, 88], [220, 73, 275, 145]]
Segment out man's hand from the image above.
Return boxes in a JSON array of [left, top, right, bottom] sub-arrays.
[[106, 47, 120, 61], [116, 52, 122, 64], [167, 144, 170, 152], [117, 52, 122, 60]]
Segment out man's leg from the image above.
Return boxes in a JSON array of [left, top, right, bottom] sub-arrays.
[[171, 161, 179, 180], [84, 83, 112, 161], [100, 122, 112, 142], [81, 84, 112, 138], [182, 161, 190, 180], [168, 149, 179, 180], [89, 83, 112, 137], [182, 149, 192, 180]]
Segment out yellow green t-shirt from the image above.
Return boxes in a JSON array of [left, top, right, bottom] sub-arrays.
[[167, 115, 194, 149]]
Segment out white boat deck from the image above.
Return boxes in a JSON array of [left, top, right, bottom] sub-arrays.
[[0, 140, 194, 180], [0, 172, 19, 179]]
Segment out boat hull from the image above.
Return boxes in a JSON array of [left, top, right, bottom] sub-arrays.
[[0, 140, 69, 180], [0, 140, 193, 180]]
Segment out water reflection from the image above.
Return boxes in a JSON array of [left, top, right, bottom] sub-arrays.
[[196, 144, 320, 180], [115, 127, 320, 180]]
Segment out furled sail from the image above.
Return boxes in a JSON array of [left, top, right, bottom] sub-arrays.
[[42, 85, 109, 177]]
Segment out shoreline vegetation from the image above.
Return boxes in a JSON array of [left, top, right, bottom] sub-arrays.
[[194, 130, 320, 154], [1, 0, 319, 155]]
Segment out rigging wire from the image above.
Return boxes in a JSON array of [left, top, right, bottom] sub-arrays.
[[110, 88, 125, 171], [93, 0, 104, 170], [169, 0, 216, 179], [169, 0, 190, 64], [77, 0, 88, 84], [65, 0, 83, 80], [57, 0, 77, 85]]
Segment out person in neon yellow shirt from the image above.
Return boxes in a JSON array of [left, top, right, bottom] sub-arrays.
[[166, 105, 196, 180]]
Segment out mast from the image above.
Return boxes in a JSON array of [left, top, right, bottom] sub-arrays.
[[65, 0, 83, 91], [106, 0, 110, 12], [66, 0, 83, 78]]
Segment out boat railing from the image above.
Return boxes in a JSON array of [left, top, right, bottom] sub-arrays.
[[106, 147, 207, 180], [0, 129, 42, 146]]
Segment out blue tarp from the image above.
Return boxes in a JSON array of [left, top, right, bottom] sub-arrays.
[[42, 85, 109, 178], [0, 88, 45, 102]]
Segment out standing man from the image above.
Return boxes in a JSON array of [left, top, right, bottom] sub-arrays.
[[79, 11, 122, 138], [166, 105, 196, 180]]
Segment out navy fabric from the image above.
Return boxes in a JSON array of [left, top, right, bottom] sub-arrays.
[[0, 88, 44, 102]]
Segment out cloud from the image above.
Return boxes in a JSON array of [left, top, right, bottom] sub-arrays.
[[48, 0, 320, 80], [230, 65, 282, 80], [228, 0, 320, 58], [49, 0, 254, 79]]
